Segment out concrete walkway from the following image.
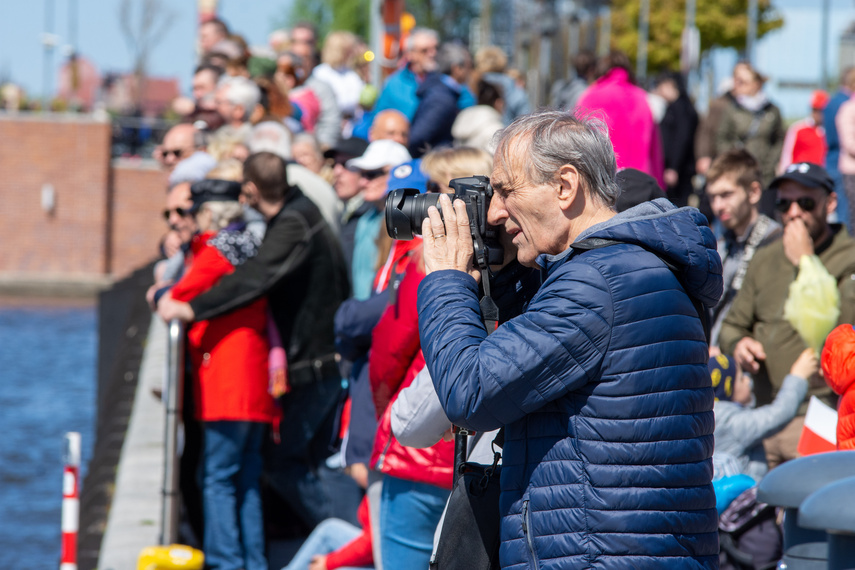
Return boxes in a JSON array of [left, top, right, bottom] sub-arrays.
[[98, 314, 167, 569]]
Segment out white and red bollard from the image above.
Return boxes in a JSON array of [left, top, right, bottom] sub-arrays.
[[60, 432, 81, 570]]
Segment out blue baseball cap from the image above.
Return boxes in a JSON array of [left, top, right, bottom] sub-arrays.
[[386, 159, 429, 194]]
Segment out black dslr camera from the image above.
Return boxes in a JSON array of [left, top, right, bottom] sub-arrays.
[[385, 175, 504, 270]]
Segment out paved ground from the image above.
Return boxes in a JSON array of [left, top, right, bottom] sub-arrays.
[[97, 314, 307, 569], [98, 314, 166, 569]]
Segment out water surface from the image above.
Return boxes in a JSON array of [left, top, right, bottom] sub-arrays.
[[0, 303, 96, 568]]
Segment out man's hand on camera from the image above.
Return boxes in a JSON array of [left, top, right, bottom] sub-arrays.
[[423, 194, 480, 282]]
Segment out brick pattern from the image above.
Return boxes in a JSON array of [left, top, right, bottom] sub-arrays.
[[0, 114, 169, 281], [110, 161, 169, 278]]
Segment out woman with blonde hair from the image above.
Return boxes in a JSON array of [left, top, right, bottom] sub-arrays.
[[420, 146, 493, 193], [716, 60, 784, 215], [313, 30, 366, 119]]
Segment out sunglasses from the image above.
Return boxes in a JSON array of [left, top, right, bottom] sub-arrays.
[[163, 207, 191, 220], [161, 148, 186, 159], [360, 168, 388, 180], [775, 197, 817, 213]]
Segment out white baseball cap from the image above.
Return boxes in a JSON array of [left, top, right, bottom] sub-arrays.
[[346, 139, 411, 171]]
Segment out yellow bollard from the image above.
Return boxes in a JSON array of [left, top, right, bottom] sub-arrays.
[[137, 544, 204, 570]]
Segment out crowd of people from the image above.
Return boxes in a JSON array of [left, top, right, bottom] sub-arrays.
[[142, 14, 855, 570]]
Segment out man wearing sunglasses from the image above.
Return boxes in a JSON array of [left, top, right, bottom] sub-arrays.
[[720, 161, 855, 467], [345, 139, 412, 300], [155, 123, 199, 172]]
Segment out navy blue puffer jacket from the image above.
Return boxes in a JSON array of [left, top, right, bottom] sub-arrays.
[[418, 200, 722, 569]]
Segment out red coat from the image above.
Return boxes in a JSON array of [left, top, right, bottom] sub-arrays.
[[171, 231, 277, 424], [821, 324, 855, 450], [369, 252, 454, 489], [325, 496, 373, 569]]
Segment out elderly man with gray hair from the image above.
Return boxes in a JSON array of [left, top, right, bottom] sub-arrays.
[[417, 110, 722, 568], [408, 42, 474, 157], [215, 75, 261, 132]]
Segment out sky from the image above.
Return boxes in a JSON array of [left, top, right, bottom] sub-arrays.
[[0, 0, 854, 118], [0, 0, 293, 98]]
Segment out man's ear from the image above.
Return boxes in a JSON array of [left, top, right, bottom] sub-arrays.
[[556, 164, 582, 211], [825, 190, 838, 219], [747, 181, 763, 206]]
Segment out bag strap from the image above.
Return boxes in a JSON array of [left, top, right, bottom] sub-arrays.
[[570, 237, 711, 344], [711, 215, 773, 326]]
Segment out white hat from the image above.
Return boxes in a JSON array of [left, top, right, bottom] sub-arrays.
[[346, 139, 411, 171]]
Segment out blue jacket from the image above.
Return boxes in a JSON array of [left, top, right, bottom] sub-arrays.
[[409, 73, 462, 157], [375, 66, 421, 120], [418, 200, 722, 569], [824, 89, 849, 178]]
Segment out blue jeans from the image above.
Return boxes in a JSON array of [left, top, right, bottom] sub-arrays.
[[203, 421, 268, 570], [379, 475, 449, 570], [282, 517, 372, 570]]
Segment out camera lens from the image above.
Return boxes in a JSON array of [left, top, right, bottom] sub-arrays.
[[385, 188, 441, 240]]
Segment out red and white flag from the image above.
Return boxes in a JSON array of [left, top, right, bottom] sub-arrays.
[[797, 396, 838, 456]]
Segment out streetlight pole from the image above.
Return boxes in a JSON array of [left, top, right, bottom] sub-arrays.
[[42, 0, 56, 108], [636, 0, 649, 83], [821, 0, 830, 90], [746, 0, 758, 64]]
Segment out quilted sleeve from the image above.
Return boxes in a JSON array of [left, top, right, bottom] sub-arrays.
[[418, 266, 613, 432]]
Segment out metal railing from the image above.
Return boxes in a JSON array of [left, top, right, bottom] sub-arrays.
[[111, 115, 176, 160], [160, 319, 184, 545]]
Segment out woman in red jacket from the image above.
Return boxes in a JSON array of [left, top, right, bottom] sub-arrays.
[[369, 246, 455, 570], [169, 179, 276, 570]]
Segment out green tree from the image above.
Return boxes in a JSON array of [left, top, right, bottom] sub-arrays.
[[283, 0, 371, 41], [610, 0, 784, 73], [280, 0, 478, 46]]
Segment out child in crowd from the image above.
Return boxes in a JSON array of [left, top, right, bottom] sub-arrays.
[[820, 324, 855, 450], [710, 348, 815, 483]]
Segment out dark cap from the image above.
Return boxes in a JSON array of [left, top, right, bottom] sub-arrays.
[[189, 179, 242, 212], [323, 137, 369, 160], [770, 162, 834, 194], [615, 168, 665, 212]]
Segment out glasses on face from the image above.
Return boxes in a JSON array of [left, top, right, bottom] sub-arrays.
[[360, 168, 388, 180], [163, 207, 190, 220], [775, 196, 817, 213], [162, 148, 186, 159]]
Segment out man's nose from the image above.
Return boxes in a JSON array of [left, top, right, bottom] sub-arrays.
[[487, 194, 507, 226], [786, 201, 803, 217]]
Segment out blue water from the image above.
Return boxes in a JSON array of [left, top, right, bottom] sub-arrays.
[[0, 304, 96, 569]]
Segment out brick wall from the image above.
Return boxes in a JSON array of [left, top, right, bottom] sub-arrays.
[[0, 113, 169, 284], [110, 160, 168, 278], [0, 114, 111, 276]]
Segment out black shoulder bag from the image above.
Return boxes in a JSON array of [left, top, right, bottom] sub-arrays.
[[431, 263, 503, 570]]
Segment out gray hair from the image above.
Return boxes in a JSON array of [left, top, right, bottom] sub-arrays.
[[292, 132, 323, 155], [437, 43, 471, 76], [493, 110, 620, 207], [404, 28, 439, 52], [218, 76, 261, 121], [247, 121, 293, 159], [199, 201, 244, 231]]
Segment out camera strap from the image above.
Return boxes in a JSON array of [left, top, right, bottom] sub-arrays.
[[454, 269, 498, 484], [479, 268, 499, 333]]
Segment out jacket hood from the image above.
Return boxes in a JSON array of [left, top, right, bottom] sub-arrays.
[[543, 198, 722, 308]]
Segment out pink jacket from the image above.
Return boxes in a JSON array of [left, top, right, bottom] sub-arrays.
[[577, 68, 665, 188], [836, 97, 855, 175]]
